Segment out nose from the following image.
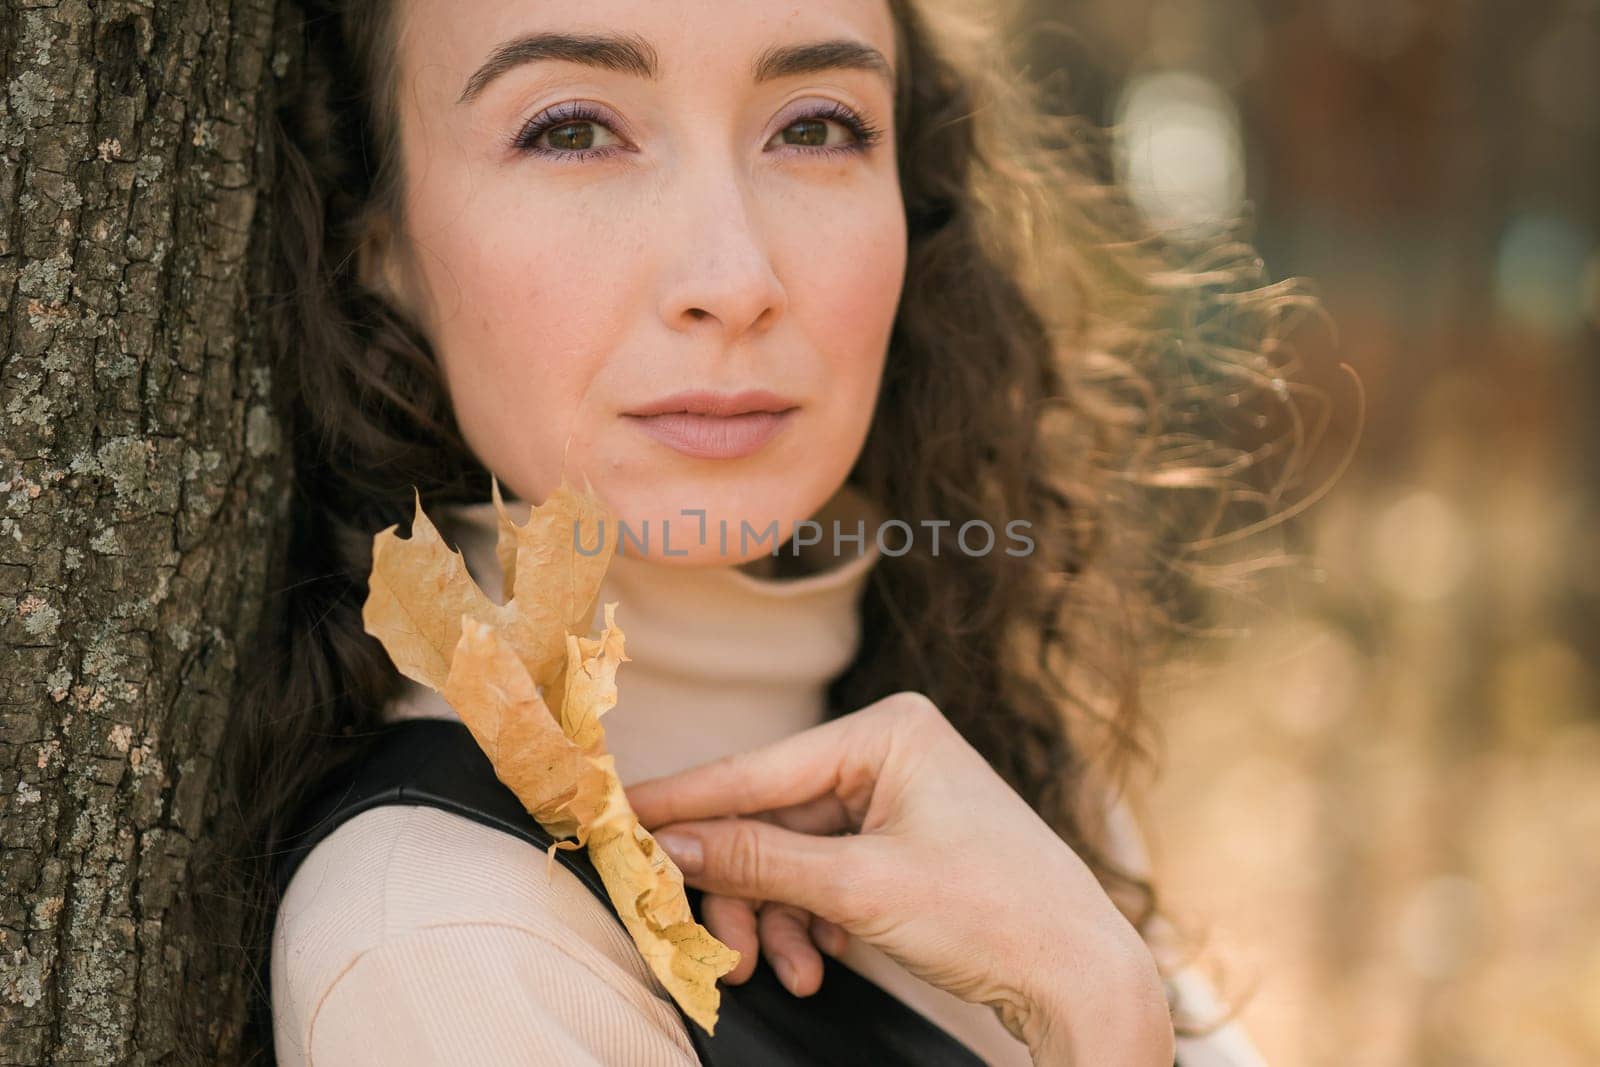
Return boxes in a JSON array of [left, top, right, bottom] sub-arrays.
[[656, 165, 788, 342]]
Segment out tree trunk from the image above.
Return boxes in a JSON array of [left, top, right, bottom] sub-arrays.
[[1, 1, 284, 1062]]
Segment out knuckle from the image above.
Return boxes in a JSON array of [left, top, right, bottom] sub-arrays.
[[883, 690, 948, 737], [721, 820, 768, 892], [757, 899, 808, 930]]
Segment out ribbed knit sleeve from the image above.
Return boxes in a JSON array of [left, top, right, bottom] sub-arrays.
[[306, 923, 699, 1066], [271, 805, 701, 1067]]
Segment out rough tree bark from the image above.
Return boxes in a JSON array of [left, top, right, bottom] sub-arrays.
[[1, 1, 286, 1062]]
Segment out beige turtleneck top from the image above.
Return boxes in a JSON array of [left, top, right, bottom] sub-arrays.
[[270, 485, 1264, 1066]]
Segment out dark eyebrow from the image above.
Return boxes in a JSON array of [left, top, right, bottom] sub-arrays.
[[458, 32, 894, 105], [752, 40, 895, 90], [459, 32, 659, 104]]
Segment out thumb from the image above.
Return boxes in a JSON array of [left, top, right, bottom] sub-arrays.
[[652, 818, 850, 917]]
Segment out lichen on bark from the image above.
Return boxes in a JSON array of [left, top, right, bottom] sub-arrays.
[[1, 1, 288, 1062]]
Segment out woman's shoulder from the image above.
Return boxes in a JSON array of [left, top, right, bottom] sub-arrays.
[[270, 804, 667, 1012], [269, 804, 701, 1067]]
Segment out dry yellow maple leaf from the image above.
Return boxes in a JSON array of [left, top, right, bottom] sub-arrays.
[[362, 472, 740, 1034]]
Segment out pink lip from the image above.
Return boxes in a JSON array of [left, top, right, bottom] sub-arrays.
[[625, 410, 795, 459], [623, 389, 799, 419]]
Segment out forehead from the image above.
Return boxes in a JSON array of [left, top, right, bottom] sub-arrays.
[[390, 0, 899, 101]]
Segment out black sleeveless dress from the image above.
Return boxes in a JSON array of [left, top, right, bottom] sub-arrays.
[[267, 717, 994, 1066]]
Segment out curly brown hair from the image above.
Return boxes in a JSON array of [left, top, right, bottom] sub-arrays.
[[205, 0, 1326, 1059]]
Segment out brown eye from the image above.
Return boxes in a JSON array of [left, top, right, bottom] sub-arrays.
[[764, 103, 880, 155], [545, 122, 599, 151], [779, 118, 831, 147], [513, 105, 626, 157]]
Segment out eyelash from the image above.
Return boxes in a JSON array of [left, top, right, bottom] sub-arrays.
[[508, 99, 883, 163]]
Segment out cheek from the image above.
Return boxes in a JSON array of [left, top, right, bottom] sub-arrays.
[[410, 188, 641, 473], [432, 201, 626, 382], [780, 184, 907, 394]]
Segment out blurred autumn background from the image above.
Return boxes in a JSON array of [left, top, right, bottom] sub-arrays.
[[1009, 1, 1600, 1063]]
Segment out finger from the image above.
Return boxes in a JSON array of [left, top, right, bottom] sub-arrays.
[[752, 794, 855, 836], [651, 817, 865, 921], [758, 902, 823, 997], [625, 699, 906, 828], [702, 893, 760, 985], [810, 913, 849, 957]]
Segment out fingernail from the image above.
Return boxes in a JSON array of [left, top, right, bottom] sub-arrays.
[[653, 830, 702, 874], [773, 958, 797, 994]]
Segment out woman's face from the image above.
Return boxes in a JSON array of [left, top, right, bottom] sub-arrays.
[[375, 0, 906, 565]]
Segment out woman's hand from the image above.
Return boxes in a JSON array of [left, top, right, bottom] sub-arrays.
[[623, 691, 1175, 1066]]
